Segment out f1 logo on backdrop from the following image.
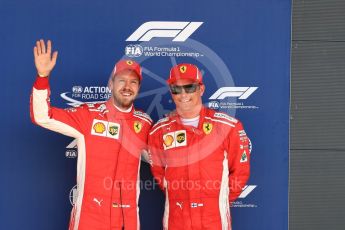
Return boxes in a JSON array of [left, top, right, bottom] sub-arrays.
[[209, 87, 258, 100], [126, 21, 203, 42], [239, 185, 257, 198]]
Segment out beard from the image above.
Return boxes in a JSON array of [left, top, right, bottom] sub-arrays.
[[112, 90, 136, 110]]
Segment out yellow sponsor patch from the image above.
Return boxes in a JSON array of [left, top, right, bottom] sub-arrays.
[[91, 119, 120, 139], [93, 122, 106, 134], [164, 134, 174, 147]]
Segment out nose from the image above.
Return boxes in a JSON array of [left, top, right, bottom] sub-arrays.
[[179, 90, 188, 97], [123, 80, 131, 89]]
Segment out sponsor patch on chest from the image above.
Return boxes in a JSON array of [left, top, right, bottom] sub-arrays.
[[163, 130, 187, 150], [91, 119, 120, 139]]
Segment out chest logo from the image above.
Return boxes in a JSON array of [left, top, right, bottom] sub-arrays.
[[163, 134, 174, 147], [163, 130, 187, 150], [93, 122, 106, 134], [109, 125, 119, 136], [91, 119, 120, 139], [134, 121, 142, 133], [179, 65, 187, 73], [107, 122, 120, 139], [176, 132, 186, 143], [202, 122, 213, 135]]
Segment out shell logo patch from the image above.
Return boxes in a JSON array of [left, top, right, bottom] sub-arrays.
[[93, 122, 106, 134], [134, 121, 142, 133], [164, 135, 174, 147], [202, 122, 213, 135], [91, 119, 120, 139], [126, 60, 133, 65], [179, 65, 187, 73], [163, 130, 187, 150]]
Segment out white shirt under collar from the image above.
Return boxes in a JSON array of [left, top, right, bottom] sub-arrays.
[[180, 116, 200, 128], [114, 104, 133, 113]]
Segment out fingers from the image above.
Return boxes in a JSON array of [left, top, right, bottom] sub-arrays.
[[47, 40, 52, 54], [40, 39, 46, 54], [36, 40, 41, 55], [33, 46, 38, 58], [34, 39, 55, 56], [51, 51, 58, 65]]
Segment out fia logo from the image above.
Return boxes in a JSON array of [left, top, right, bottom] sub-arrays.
[[72, 86, 83, 93], [125, 44, 143, 57], [208, 101, 219, 109]]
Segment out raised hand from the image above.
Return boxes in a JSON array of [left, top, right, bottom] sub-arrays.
[[33, 39, 58, 77]]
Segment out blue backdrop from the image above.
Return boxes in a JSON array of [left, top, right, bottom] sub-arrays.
[[0, 0, 291, 229]]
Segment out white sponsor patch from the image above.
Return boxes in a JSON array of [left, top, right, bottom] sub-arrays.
[[214, 113, 238, 123], [134, 111, 152, 122], [91, 119, 120, 139], [163, 130, 187, 150], [175, 130, 187, 148], [91, 119, 107, 137], [107, 122, 120, 139]]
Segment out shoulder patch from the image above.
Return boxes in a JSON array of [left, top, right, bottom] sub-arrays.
[[214, 112, 238, 124], [88, 103, 108, 113], [134, 110, 153, 123], [150, 117, 170, 132], [155, 117, 169, 125], [149, 118, 176, 136], [96, 104, 107, 112], [86, 103, 95, 108]]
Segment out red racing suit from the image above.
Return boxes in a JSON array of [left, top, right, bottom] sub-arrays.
[[148, 107, 250, 230], [30, 77, 152, 230]]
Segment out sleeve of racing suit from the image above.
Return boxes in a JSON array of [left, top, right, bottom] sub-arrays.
[[227, 121, 250, 202], [148, 130, 166, 191], [30, 76, 88, 138], [140, 121, 153, 162]]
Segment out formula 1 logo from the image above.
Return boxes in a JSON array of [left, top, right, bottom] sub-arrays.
[[126, 21, 203, 42], [66, 139, 77, 159], [209, 87, 258, 100], [239, 185, 257, 198]]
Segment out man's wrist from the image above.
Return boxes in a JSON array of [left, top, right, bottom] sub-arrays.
[[37, 72, 49, 77]]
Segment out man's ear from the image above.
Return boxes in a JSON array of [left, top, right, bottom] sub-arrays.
[[200, 84, 205, 96], [108, 78, 113, 91]]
